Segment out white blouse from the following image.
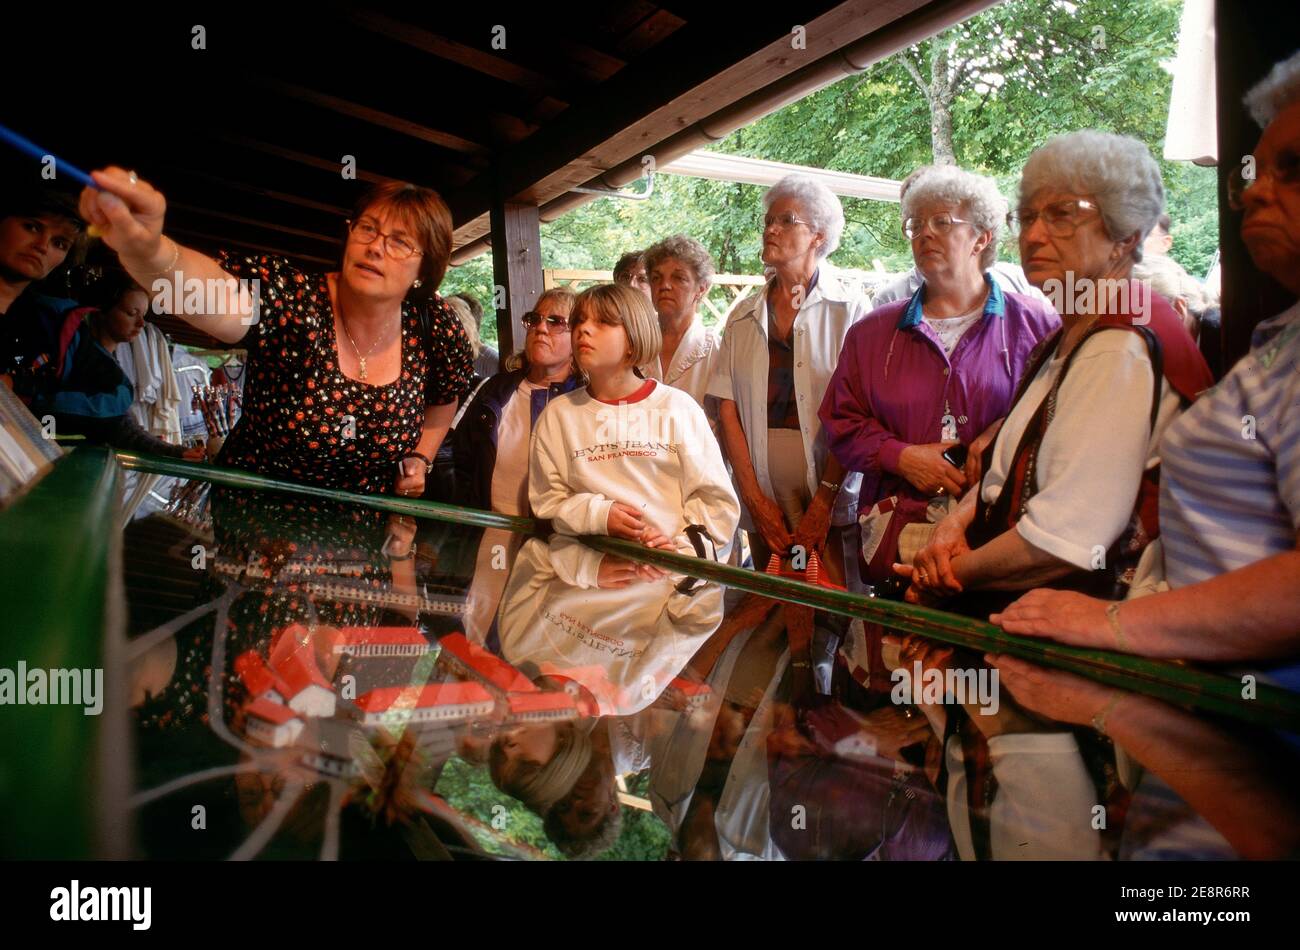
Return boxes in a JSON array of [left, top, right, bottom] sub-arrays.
[[981, 329, 1182, 570], [707, 265, 871, 528]]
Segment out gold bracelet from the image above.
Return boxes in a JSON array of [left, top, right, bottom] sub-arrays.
[[145, 236, 180, 278], [1091, 690, 1122, 736], [1105, 601, 1130, 652]]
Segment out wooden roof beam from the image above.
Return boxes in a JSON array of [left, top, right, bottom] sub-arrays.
[[167, 202, 342, 246], [148, 168, 349, 217], [205, 132, 479, 188], [247, 76, 491, 159], [168, 226, 337, 266], [337, 6, 573, 106]]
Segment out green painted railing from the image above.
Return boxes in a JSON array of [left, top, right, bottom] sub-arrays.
[[580, 536, 1300, 732], [0, 447, 124, 858], [117, 451, 1300, 733], [113, 451, 532, 532]]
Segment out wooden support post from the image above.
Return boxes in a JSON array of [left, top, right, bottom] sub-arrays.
[[489, 199, 543, 362], [1214, 0, 1297, 368]]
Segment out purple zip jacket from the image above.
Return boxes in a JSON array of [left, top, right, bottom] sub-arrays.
[[819, 274, 1059, 547]]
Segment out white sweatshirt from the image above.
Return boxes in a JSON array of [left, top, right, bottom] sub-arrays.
[[499, 537, 726, 716], [529, 380, 741, 556]]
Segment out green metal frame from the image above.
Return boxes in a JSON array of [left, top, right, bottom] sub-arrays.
[[580, 536, 1300, 731], [0, 447, 122, 858], [114, 451, 532, 532]]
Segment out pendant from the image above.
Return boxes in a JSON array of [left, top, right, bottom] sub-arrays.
[[358, 358, 367, 380]]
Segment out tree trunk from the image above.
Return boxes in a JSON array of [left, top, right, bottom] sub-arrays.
[[929, 44, 957, 165]]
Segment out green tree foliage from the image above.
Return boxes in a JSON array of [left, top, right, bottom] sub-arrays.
[[443, 0, 1215, 345], [436, 757, 670, 860]]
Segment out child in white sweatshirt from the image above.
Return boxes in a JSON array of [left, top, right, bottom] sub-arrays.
[[529, 283, 740, 558]]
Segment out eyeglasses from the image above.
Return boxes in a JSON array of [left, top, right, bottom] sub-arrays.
[[347, 218, 423, 260], [521, 311, 570, 333], [1228, 148, 1300, 210], [902, 212, 975, 240], [762, 211, 813, 231], [1007, 198, 1101, 238]]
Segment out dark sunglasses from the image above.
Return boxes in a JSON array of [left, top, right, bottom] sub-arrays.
[[521, 311, 570, 332]]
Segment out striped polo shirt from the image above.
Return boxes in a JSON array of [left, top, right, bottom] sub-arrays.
[[1159, 300, 1300, 589]]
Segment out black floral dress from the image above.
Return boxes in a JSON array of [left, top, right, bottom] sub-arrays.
[[215, 253, 473, 494]]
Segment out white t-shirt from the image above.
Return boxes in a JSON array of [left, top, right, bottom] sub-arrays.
[[921, 306, 983, 357], [490, 380, 547, 517], [529, 380, 741, 555], [981, 329, 1182, 570]]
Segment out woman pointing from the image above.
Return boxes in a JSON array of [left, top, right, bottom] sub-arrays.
[[80, 166, 474, 496]]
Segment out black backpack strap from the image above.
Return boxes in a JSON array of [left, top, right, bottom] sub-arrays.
[[675, 525, 719, 594]]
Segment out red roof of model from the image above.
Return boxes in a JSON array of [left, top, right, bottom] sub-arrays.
[[356, 681, 494, 712], [439, 633, 536, 693], [246, 697, 300, 725], [508, 692, 578, 714], [335, 626, 430, 648], [269, 623, 312, 668], [235, 650, 291, 698], [272, 646, 332, 698]]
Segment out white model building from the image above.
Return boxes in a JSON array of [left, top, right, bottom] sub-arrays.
[[244, 698, 304, 748], [275, 647, 337, 718], [506, 691, 579, 723], [332, 626, 438, 658]]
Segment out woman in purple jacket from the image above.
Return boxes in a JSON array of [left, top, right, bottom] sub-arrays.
[[820, 165, 1059, 585]]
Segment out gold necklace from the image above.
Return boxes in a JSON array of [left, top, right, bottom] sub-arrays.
[[335, 288, 397, 381]]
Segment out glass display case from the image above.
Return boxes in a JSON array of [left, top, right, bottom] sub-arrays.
[[2, 448, 1297, 861]]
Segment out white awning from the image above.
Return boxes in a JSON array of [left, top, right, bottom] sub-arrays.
[[661, 150, 902, 201], [1164, 0, 1217, 165]]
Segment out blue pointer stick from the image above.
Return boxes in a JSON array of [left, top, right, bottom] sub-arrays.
[[0, 123, 98, 189]]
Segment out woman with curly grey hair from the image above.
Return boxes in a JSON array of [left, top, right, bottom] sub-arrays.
[[643, 234, 721, 409], [903, 130, 1212, 612], [708, 173, 871, 591], [820, 165, 1059, 585]]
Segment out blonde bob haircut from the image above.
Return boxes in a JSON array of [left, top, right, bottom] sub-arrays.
[[571, 282, 662, 378]]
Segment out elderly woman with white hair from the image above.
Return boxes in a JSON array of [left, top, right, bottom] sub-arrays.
[[820, 165, 1059, 586], [991, 51, 1300, 689], [708, 174, 871, 589], [901, 131, 1212, 613]]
